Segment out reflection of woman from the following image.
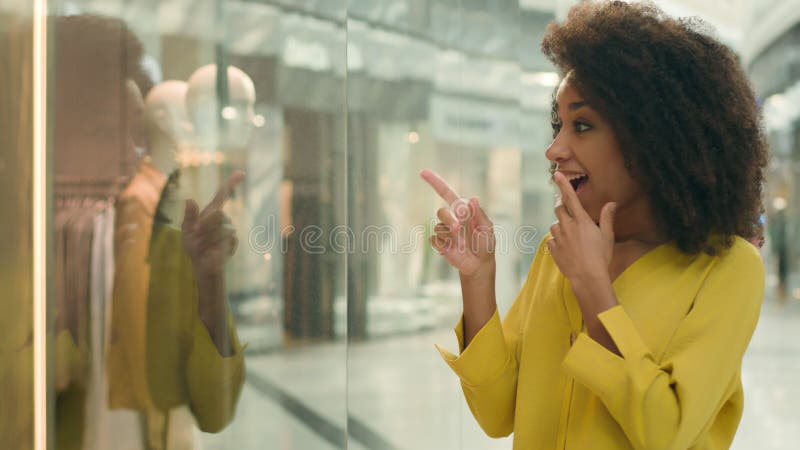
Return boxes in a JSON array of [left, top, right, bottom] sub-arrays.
[[144, 171, 246, 438], [424, 2, 767, 449], [43, 13, 246, 450]]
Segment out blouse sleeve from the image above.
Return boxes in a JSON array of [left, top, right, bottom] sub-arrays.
[[180, 246, 246, 433], [435, 237, 547, 437], [186, 312, 246, 433], [561, 241, 765, 450], [146, 225, 246, 433]]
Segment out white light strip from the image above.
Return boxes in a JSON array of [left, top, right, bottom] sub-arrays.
[[32, 1, 48, 450]]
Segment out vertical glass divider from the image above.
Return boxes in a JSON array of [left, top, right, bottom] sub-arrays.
[[343, 2, 349, 447], [32, 1, 49, 449]]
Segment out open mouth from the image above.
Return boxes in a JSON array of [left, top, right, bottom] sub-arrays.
[[567, 174, 589, 192]]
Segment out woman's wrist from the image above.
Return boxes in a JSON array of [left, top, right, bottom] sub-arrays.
[[571, 270, 611, 295], [193, 271, 236, 356], [571, 272, 618, 325], [459, 259, 496, 282]]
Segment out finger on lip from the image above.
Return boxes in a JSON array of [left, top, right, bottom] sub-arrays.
[[553, 171, 570, 190], [553, 171, 586, 219], [554, 172, 580, 200]]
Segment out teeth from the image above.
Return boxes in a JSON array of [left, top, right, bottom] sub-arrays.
[[566, 174, 587, 181]]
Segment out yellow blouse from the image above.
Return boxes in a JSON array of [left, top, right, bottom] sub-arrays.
[[437, 234, 764, 450]]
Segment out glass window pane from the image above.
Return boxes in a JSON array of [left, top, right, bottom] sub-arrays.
[[47, 1, 346, 449]]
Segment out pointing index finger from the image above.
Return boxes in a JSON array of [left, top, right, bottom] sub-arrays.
[[202, 170, 245, 215], [419, 169, 460, 206]]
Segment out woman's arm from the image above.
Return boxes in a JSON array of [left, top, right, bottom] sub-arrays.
[[570, 274, 621, 357], [562, 241, 764, 450], [194, 272, 234, 356], [179, 174, 246, 432], [146, 224, 246, 433], [423, 168, 534, 437], [460, 261, 497, 348], [437, 239, 546, 438]]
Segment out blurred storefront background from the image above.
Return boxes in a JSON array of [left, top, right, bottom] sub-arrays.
[[1, 0, 799, 449]]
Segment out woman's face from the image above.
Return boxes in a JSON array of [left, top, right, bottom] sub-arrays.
[[545, 76, 647, 226]]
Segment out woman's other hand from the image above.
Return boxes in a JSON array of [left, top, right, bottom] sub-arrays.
[[547, 170, 616, 286]]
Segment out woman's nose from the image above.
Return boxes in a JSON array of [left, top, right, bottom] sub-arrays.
[[545, 136, 570, 163]]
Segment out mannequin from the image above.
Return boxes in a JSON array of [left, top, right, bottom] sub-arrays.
[[182, 64, 256, 208], [141, 81, 196, 224], [144, 80, 193, 176], [185, 63, 256, 152]]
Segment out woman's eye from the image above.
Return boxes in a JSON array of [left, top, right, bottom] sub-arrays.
[[574, 122, 592, 133], [550, 121, 562, 136]]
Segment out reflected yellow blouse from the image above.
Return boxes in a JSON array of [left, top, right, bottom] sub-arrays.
[[437, 234, 764, 450], [108, 163, 245, 434], [145, 224, 245, 433]]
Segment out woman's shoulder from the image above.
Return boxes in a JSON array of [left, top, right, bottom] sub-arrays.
[[705, 235, 763, 271], [680, 235, 765, 292], [666, 234, 762, 269], [729, 235, 763, 257], [711, 235, 764, 277]]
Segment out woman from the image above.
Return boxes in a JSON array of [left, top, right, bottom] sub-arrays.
[[423, 2, 767, 449]]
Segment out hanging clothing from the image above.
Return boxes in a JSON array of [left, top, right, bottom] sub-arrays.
[[82, 205, 113, 450], [54, 197, 113, 450]]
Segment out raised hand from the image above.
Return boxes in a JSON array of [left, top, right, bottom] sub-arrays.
[[547, 170, 616, 285], [420, 169, 495, 277], [182, 171, 245, 276]]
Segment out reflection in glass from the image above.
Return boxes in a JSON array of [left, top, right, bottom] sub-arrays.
[[49, 12, 249, 450], [41, 0, 350, 448]]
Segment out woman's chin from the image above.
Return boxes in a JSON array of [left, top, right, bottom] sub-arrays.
[[584, 203, 602, 224]]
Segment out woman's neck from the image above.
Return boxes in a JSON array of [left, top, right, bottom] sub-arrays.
[[613, 198, 668, 247]]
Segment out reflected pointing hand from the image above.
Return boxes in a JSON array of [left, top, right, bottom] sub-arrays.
[[420, 169, 495, 277], [182, 171, 245, 276]]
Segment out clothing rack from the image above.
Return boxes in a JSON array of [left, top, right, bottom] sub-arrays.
[[55, 175, 129, 199]]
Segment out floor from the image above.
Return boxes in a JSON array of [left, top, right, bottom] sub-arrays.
[[194, 282, 800, 449]]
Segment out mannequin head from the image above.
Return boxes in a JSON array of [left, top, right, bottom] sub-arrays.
[[185, 64, 256, 150], [143, 80, 193, 174]]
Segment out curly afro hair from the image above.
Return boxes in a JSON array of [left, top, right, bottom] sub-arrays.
[[541, 1, 768, 255], [54, 14, 153, 99]]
